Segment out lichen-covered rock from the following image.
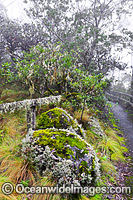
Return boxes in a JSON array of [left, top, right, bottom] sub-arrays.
[[88, 116, 105, 136], [0, 95, 61, 113], [22, 128, 100, 188], [37, 107, 84, 137]]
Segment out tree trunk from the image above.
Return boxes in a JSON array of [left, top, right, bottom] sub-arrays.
[[80, 98, 86, 122]]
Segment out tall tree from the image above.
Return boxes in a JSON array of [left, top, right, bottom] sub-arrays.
[[0, 3, 8, 64], [0, 2, 48, 65], [24, 0, 133, 75], [0, 19, 47, 62]]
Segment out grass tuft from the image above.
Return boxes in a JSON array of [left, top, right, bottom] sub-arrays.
[[100, 159, 116, 175]]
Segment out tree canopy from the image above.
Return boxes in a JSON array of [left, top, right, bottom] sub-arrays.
[[23, 0, 133, 74], [0, 0, 133, 100]]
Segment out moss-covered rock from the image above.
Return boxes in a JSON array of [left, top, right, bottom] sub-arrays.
[[22, 108, 100, 194], [37, 107, 84, 137], [33, 129, 89, 159], [22, 128, 100, 188]]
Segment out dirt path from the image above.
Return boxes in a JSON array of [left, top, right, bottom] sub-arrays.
[[110, 102, 133, 159]]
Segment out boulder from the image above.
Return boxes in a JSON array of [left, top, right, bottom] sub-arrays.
[[37, 107, 84, 137], [22, 128, 100, 188]]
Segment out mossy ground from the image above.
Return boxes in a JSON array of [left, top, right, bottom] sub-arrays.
[[0, 89, 132, 200]]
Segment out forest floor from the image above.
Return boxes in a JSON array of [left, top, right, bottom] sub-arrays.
[[0, 89, 133, 200]]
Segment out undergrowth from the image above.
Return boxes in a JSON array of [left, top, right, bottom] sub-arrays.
[[0, 90, 131, 200]]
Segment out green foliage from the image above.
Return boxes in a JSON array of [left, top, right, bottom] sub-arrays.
[[97, 136, 121, 155], [97, 135, 125, 160], [20, 180, 29, 187], [71, 70, 107, 97], [85, 129, 101, 145], [111, 152, 125, 162], [95, 102, 119, 127], [24, 0, 131, 75], [95, 128, 126, 164], [106, 103, 118, 127], [16, 43, 78, 98], [104, 126, 125, 145], [0, 62, 14, 99], [0, 56, 130, 200], [0, 130, 4, 144], [89, 194, 103, 200], [16, 43, 108, 114], [69, 70, 107, 120]]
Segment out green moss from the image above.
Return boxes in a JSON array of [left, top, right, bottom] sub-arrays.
[[32, 129, 96, 181], [89, 194, 103, 200], [33, 129, 88, 159], [37, 108, 83, 136]]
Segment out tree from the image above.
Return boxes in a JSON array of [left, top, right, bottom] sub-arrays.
[[0, 3, 8, 64], [0, 2, 48, 66], [0, 19, 47, 62], [24, 0, 73, 44], [70, 69, 107, 121], [16, 43, 108, 121], [24, 0, 133, 75], [16, 43, 78, 98], [0, 62, 14, 99]]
